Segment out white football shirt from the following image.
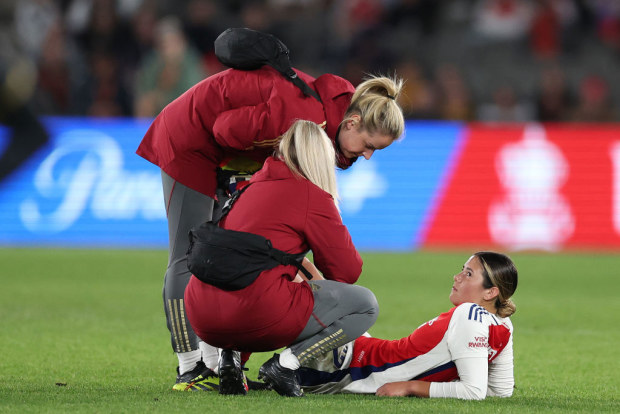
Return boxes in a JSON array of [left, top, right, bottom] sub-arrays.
[[299, 302, 514, 399]]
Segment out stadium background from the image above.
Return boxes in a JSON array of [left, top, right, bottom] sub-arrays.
[[2, 0, 620, 252]]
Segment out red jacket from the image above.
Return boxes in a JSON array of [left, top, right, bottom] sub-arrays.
[[136, 67, 355, 197], [185, 157, 362, 351]]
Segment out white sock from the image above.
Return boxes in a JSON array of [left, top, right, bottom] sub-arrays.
[[199, 342, 220, 373], [278, 348, 300, 370], [177, 350, 201, 375]]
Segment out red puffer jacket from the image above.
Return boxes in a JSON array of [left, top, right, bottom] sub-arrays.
[[184, 157, 362, 351], [136, 67, 355, 197]]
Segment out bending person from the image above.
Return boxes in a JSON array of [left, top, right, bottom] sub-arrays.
[[297, 251, 518, 400], [136, 50, 405, 390], [184, 120, 379, 397]]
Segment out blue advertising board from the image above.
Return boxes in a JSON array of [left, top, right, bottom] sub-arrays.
[[0, 118, 463, 250]]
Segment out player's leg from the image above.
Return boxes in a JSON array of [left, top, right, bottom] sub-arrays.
[[258, 280, 378, 396], [161, 171, 219, 391], [295, 339, 356, 394], [291, 281, 378, 362]]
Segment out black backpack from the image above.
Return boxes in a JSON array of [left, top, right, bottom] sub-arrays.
[[214, 27, 322, 103]]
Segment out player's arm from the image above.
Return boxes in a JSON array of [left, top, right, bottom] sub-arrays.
[[423, 305, 491, 399], [304, 190, 362, 283], [380, 305, 491, 399], [212, 104, 282, 150], [376, 357, 488, 399], [428, 357, 488, 400], [487, 337, 514, 397], [376, 380, 430, 398]]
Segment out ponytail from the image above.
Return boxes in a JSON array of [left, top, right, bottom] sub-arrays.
[[496, 298, 517, 318], [344, 75, 405, 141], [475, 251, 518, 318]]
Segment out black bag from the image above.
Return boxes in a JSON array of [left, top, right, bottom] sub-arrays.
[[187, 222, 309, 291], [186, 184, 313, 291], [214, 27, 322, 103]]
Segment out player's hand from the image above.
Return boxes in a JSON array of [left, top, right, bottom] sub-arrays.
[[376, 382, 412, 397], [376, 380, 430, 398], [294, 257, 324, 282]]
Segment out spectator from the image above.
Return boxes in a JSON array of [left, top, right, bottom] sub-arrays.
[[240, 0, 275, 32], [395, 59, 439, 120], [535, 65, 573, 121], [471, 0, 535, 43], [2, 0, 619, 121], [0, 0, 50, 183], [72, 0, 128, 59], [477, 85, 536, 122], [267, 0, 327, 75], [340, 59, 366, 88], [435, 63, 474, 121], [530, 0, 561, 59], [33, 21, 89, 115], [586, 0, 620, 53], [133, 16, 206, 118], [549, 0, 581, 53], [386, 0, 442, 36], [119, 2, 159, 83], [570, 74, 617, 122], [87, 50, 132, 116], [182, 0, 222, 73], [13, 0, 60, 61], [326, 0, 387, 69]]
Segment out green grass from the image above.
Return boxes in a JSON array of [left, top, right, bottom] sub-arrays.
[[1, 248, 619, 413]]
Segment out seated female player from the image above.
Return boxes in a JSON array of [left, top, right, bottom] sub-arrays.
[[295, 251, 518, 400]]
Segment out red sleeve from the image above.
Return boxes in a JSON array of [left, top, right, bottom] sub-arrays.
[[488, 324, 511, 362], [211, 70, 325, 151], [303, 186, 362, 283], [211, 96, 292, 151]]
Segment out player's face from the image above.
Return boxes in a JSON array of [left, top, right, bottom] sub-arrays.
[[450, 255, 489, 306], [338, 116, 393, 161]]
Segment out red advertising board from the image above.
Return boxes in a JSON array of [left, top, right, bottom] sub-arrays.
[[422, 124, 620, 251]]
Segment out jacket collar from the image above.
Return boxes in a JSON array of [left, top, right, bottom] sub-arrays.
[[314, 74, 356, 169], [314, 74, 354, 141], [251, 157, 298, 182]]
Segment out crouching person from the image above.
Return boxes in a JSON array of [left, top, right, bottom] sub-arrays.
[[184, 120, 379, 397]]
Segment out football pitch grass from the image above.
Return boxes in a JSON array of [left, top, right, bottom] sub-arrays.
[[1, 248, 618, 413]]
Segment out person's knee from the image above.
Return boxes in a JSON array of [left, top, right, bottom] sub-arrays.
[[356, 286, 379, 322]]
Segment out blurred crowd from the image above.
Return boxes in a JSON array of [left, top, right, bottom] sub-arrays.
[[1, 0, 620, 122]]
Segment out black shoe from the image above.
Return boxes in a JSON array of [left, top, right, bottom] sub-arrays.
[[172, 360, 219, 391], [247, 377, 272, 391], [258, 354, 303, 397], [218, 349, 248, 395]]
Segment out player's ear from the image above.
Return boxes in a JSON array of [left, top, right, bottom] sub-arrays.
[[347, 115, 361, 129], [484, 286, 499, 302]]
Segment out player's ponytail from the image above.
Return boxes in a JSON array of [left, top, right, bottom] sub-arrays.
[[475, 252, 518, 318], [277, 120, 339, 208], [496, 298, 517, 318], [343, 75, 405, 142]]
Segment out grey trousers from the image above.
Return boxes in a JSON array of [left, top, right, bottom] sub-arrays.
[[161, 171, 214, 353], [290, 280, 379, 364]]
